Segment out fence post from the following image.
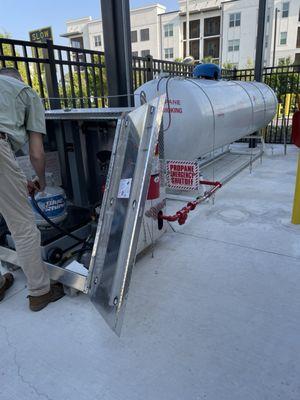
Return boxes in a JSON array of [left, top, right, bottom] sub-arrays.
[[44, 39, 61, 109], [146, 55, 154, 82], [233, 67, 237, 80]]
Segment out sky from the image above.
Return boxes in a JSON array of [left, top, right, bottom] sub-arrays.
[[0, 0, 178, 45]]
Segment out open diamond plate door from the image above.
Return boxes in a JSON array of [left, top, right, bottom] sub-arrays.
[[87, 96, 165, 335]]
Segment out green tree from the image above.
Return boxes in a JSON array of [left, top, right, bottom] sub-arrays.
[[245, 57, 254, 69], [59, 54, 108, 109], [222, 62, 235, 69], [201, 56, 213, 64], [0, 33, 47, 99], [265, 57, 298, 102]]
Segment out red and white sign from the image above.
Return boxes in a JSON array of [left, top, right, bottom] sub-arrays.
[[166, 160, 199, 191], [163, 99, 183, 114]]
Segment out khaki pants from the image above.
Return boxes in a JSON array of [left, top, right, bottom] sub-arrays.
[[0, 138, 50, 296]]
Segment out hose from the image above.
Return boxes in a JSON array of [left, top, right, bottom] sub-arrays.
[[30, 194, 89, 245], [156, 76, 173, 133]]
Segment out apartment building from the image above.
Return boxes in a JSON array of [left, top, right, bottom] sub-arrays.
[[61, 1, 300, 68]]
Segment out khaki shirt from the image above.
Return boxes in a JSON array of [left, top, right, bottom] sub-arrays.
[[0, 75, 46, 151]]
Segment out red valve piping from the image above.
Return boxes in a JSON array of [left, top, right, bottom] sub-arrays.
[[158, 180, 222, 226]]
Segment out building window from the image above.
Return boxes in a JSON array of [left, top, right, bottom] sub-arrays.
[[132, 51, 138, 57], [229, 13, 241, 28], [297, 27, 300, 48], [164, 24, 173, 37], [265, 35, 269, 48], [183, 20, 200, 40], [164, 48, 174, 59], [131, 30, 137, 43], [71, 37, 83, 49], [228, 39, 240, 52], [204, 37, 220, 59], [204, 17, 220, 37], [280, 32, 287, 45], [141, 50, 150, 57], [183, 19, 200, 60], [282, 2, 289, 18], [94, 35, 101, 47], [183, 40, 200, 60], [190, 20, 200, 38], [140, 29, 150, 41]]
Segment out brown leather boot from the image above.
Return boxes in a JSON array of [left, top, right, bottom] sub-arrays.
[[28, 282, 65, 312], [0, 273, 14, 301]]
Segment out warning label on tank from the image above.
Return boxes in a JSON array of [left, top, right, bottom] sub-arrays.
[[166, 160, 199, 191], [163, 99, 183, 114]]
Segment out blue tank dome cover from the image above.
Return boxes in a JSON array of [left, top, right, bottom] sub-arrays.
[[193, 63, 221, 80]]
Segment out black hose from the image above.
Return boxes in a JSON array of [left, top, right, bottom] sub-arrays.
[[163, 76, 173, 133], [30, 195, 87, 244], [156, 76, 173, 133]]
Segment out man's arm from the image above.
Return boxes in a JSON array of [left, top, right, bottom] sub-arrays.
[[20, 87, 47, 192], [28, 132, 46, 191]]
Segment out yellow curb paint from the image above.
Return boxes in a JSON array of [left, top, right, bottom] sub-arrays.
[[292, 152, 300, 224]]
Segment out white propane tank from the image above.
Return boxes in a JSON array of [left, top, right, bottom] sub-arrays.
[[135, 77, 277, 160], [29, 174, 67, 227]]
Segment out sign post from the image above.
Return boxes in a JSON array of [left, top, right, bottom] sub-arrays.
[[29, 27, 60, 110], [29, 27, 53, 43]]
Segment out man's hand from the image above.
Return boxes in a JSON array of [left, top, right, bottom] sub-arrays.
[[27, 179, 44, 197]]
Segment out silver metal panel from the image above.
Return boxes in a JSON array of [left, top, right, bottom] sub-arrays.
[[88, 96, 165, 335], [45, 107, 134, 121], [0, 247, 87, 292]]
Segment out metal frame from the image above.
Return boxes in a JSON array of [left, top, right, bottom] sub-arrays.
[[88, 96, 165, 334], [0, 247, 87, 293], [0, 97, 165, 334], [0, 107, 133, 294]]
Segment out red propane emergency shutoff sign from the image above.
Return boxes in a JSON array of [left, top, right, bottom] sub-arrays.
[[166, 160, 199, 191]]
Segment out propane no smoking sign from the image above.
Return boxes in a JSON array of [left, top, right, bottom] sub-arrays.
[[166, 160, 199, 191]]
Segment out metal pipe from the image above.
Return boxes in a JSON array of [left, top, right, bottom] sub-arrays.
[[100, 0, 134, 107], [186, 0, 190, 57], [252, 0, 267, 149], [254, 0, 267, 82], [198, 149, 230, 168], [272, 8, 279, 67], [221, 149, 263, 186], [159, 13, 163, 59]]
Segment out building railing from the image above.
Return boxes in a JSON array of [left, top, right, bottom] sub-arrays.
[[0, 37, 299, 144]]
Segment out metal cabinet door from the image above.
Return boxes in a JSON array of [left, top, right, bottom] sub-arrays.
[[87, 96, 165, 335]]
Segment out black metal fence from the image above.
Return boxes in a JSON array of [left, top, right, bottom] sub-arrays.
[[0, 37, 299, 144], [0, 38, 193, 110]]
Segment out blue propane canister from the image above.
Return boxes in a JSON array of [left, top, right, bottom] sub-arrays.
[[29, 185, 67, 227], [193, 63, 221, 80]]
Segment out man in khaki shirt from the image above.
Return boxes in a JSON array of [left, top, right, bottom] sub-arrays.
[[0, 67, 64, 311]]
